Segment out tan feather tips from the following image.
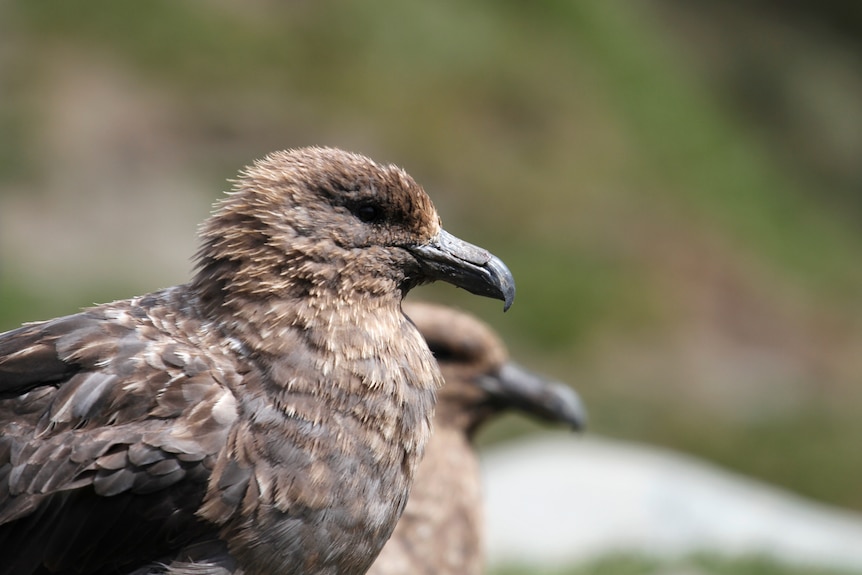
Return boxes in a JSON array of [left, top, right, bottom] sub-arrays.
[[198, 147, 440, 252], [190, 147, 451, 311], [192, 146, 514, 311], [250, 147, 439, 239]]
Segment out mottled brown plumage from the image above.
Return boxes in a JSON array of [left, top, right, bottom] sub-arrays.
[[368, 302, 584, 575], [0, 147, 515, 575]]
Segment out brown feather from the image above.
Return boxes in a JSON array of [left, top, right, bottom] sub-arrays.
[[368, 302, 584, 575], [0, 147, 513, 575]]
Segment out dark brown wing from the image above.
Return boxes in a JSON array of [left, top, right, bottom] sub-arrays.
[[0, 316, 85, 398], [0, 298, 240, 575]]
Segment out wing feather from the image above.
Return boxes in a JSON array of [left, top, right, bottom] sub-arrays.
[[0, 297, 241, 574]]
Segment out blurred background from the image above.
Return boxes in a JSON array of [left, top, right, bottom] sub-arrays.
[[2, 1, 862, 573]]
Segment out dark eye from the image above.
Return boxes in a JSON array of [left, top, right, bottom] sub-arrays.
[[428, 343, 458, 363], [355, 204, 381, 223]]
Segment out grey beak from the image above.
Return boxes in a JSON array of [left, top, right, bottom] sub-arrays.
[[477, 362, 587, 430], [410, 230, 516, 311]]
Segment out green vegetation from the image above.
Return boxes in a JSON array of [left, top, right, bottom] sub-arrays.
[[3, 4, 862, 568], [494, 552, 861, 575]]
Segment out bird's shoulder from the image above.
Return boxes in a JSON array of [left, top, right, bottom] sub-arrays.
[[0, 287, 243, 522]]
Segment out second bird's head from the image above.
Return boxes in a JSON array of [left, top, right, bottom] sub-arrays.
[[404, 301, 587, 436]]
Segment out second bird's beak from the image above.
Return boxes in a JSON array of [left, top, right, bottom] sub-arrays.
[[410, 230, 516, 311], [477, 362, 587, 430]]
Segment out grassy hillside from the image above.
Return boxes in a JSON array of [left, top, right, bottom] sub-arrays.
[[495, 552, 860, 575], [2, 0, 861, 550]]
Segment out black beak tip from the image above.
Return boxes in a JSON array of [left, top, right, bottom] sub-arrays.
[[491, 257, 516, 312], [558, 385, 588, 431], [502, 285, 515, 312], [410, 230, 515, 311]]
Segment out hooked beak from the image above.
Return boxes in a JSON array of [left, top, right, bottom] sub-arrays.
[[476, 362, 587, 430], [410, 229, 516, 311]]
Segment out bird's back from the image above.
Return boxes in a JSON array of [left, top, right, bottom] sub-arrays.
[[0, 287, 239, 574], [0, 287, 440, 575]]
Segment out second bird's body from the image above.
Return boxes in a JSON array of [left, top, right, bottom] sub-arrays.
[[369, 302, 585, 575]]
